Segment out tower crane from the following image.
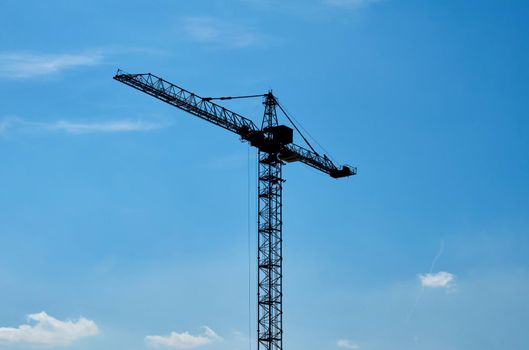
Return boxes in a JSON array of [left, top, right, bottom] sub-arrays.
[[114, 70, 356, 350]]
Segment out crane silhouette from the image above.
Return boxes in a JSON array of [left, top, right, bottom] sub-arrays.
[[114, 70, 356, 350]]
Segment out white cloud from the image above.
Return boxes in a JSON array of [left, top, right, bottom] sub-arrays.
[[0, 312, 98, 347], [146, 326, 222, 349], [182, 17, 268, 48], [0, 45, 171, 79], [337, 339, 359, 349], [0, 52, 102, 79], [47, 120, 167, 133], [419, 271, 455, 288], [325, 0, 382, 9], [0, 116, 170, 135]]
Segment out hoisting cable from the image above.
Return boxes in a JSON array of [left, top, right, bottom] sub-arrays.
[[203, 94, 266, 101], [276, 101, 320, 156], [247, 146, 252, 350], [277, 101, 339, 164]]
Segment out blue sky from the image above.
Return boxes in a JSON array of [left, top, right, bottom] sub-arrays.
[[1, 0, 528, 349]]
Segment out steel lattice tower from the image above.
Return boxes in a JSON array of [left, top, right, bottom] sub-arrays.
[[258, 93, 283, 350]]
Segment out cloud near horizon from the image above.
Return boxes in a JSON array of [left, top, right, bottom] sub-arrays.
[[0, 312, 98, 347], [145, 326, 222, 349], [419, 271, 455, 288]]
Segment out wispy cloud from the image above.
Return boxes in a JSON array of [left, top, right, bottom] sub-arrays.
[[0, 116, 171, 135], [0, 312, 98, 347], [48, 120, 167, 133], [182, 17, 268, 48], [406, 241, 452, 324], [419, 271, 455, 288], [145, 326, 222, 349], [324, 0, 382, 9], [337, 339, 359, 349], [0, 45, 167, 79], [0, 52, 102, 79]]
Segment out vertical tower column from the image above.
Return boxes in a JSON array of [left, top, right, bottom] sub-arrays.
[[257, 93, 283, 350]]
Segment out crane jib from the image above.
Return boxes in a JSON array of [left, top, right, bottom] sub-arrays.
[[114, 72, 258, 134], [114, 71, 356, 179]]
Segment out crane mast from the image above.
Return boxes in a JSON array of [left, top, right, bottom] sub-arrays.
[[113, 70, 357, 350], [258, 93, 283, 350]]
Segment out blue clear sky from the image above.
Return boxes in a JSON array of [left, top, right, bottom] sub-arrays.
[[1, 1, 528, 349]]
